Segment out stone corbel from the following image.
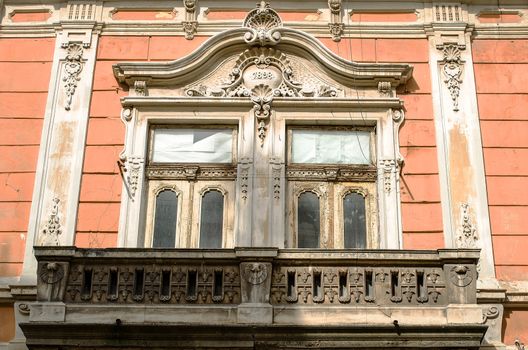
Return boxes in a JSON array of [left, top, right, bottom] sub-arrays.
[[182, 0, 198, 40], [480, 304, 504, 346], [327, 0, 344, 42], [437, 42, 465, 112]]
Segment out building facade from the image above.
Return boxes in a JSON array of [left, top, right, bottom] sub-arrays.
[[0, 0, 527, 348]]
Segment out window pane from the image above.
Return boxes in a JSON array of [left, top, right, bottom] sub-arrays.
[[152, 129, 233, 163], [153, 190, 178, 248], [291, 130, 370, 164], [343, 193, 367, 248], [199, 190, 224, 248], [297, 192, 320, 248]]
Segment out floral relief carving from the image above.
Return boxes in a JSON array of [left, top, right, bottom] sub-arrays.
[[62, 43, 84, 111], [39, 198, 62, 246], [185, 46, 339, 143], [456, 203, 478, 248], [440, 43, 464, 112], [125, 157, 144, 200], [380, 159, 396, 193], [328, 23, 344, 42]]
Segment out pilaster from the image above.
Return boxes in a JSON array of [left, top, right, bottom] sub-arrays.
[[427, 25, 497, 285], [21, 19, 101, 278]]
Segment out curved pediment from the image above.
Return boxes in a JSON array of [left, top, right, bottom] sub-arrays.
[[112, 2, 412, 92]]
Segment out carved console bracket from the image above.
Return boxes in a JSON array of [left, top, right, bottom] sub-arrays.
[[328, 0, 344, 42], [182, 0, 198, 40], [437, 43, 465, 112]]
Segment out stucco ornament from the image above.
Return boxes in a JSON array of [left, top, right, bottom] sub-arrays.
[[440, 43, 464, 112], [456, 203, 478, 248], [185, 46, 339, 143], [243, 1, 282, 46], [243, 263, 268, 285], [39, 198, 62, 246], [63, 43, 84, 111]]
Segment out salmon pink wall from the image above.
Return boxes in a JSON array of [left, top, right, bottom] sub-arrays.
[[76, 36, 208, 247], [473, 39, 528, 281], [0, 38, 54, 277]]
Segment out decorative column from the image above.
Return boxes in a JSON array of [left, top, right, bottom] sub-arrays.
[[21, 22, 100, 278], [427, 27, 497, 286]]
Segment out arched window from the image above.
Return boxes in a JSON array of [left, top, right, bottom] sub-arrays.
[[199, 190, 224, 248], [152, 189, 178, 248], [297, 191, 320, 248], [343, 192, 367, 248]]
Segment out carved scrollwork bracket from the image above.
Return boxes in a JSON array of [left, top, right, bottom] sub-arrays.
[[438, 43, 465, 112]]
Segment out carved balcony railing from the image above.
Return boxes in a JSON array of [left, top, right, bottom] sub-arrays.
[[34, 247, 478, 307], [25, 247, 487, 349]]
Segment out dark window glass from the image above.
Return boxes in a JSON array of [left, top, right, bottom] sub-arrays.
[[297, 192, 320, 248], [153, 190, 178, 248], [343, 193, 366, 248], [199, 190, 224, 248]]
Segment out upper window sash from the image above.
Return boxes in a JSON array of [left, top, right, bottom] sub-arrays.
[[288, 128, 373, 165], [150, 127, 236, 164]]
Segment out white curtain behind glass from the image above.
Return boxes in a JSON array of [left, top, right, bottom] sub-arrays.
[[291, 130, 371, 164], [152, 129, 232, 163]]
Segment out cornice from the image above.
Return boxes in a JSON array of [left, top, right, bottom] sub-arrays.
[[113, 27, 412, 89]]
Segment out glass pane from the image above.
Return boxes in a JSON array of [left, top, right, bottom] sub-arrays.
[[153, 190, 178, 248], [152, 129, 233, 163], [297, 192, 320, 248], [199, 190, 224, 248], [291, 130, 371, 164], [343, 193, 367, 248]]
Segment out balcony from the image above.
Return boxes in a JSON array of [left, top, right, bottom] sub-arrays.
[[22, 247, 487, 349]]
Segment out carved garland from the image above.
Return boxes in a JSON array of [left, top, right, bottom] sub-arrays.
[[440, 43, 464, 112], [63, 43, 84, 111]]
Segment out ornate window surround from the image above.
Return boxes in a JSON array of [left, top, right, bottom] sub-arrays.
[[113, 2, 413, 250]]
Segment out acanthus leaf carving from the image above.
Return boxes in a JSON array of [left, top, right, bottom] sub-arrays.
[[62, 43, 84, 111], [39, 198, 62, 246], [439, 43, 464, 112]]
